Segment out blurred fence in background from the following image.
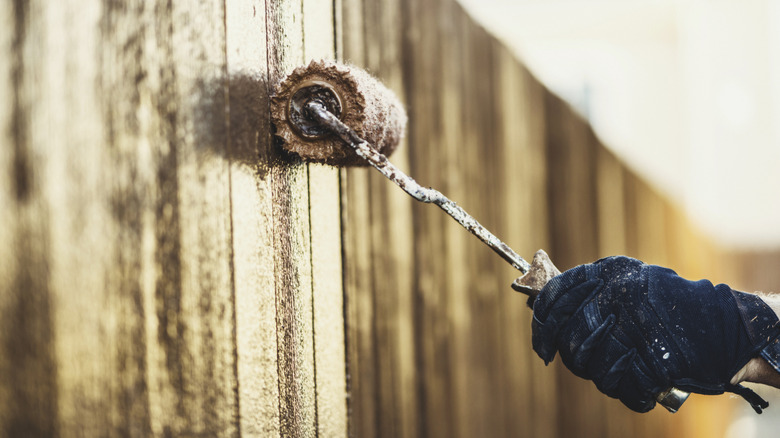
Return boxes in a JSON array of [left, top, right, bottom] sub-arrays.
[[340, 0, 779, 437]]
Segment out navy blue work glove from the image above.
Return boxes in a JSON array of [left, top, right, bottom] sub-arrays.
[[532, 256, 780, 413]]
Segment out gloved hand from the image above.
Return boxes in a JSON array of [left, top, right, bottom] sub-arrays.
[[531, 256, 780, 413]]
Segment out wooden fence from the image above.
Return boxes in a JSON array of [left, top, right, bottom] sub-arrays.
[[2, 0, 774, 436]]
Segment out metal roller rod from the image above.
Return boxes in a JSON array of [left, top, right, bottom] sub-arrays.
[[305, 100, 532, 274], [303, 98, 691, 415]]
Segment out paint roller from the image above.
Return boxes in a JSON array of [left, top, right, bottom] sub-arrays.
[[270, 59, 689, 413]]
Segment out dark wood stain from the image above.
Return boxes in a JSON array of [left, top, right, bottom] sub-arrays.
[[11, 0, 30, 202], [101, 2, 153, 435], [3, 1, 59, 436], [5, 225, 59, 437]]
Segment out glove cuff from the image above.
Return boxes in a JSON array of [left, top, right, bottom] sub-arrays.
[[760, 340, 780, 376], [733, 290, 780, 372], [732, 290, 780, 348], [729, 290, 780, 413]]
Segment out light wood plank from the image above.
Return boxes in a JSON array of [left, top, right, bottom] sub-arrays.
[[59, 1, 148, 435], [224, 0, 281, 436], [496, 47, 538, 438], [544, 92, 608, 438], [372, 0, 420, 436], [338, 1, 382, 436], [302, 1, 349, 436], [158, 1, 237, 434], [0, 3, 15, 433], [360, 0, 420, 437], [266, 0, 317, 435], [402, 0, 456, 436]]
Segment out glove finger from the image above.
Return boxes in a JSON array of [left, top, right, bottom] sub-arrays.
[[532, 279, 602, 364], [573, 314, 616, 370], [617, 359, 659, 413], [537, 278, 603, 328], [532, 264, 591, 321], [596, 347, 635, 397]]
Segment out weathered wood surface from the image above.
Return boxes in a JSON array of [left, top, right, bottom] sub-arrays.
[[4, 0, 775, 437], [1, 0, 345, 436]]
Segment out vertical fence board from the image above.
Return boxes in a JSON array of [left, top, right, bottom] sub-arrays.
[[301, 1, 349, 436], [495, 48, 545, 438], [224, 0, 281, 436], [0, 4, 15, 434], [443, 3, 472, 437], [544, 92, 607, 438], [520, 64, 562, 438], [265, 0, 318, 436], [460, 20, 504, 437], [94, 2, 152, 435], [338, 1, 380, 436], [1, 1, 59, 435], [361, 0, 421, 436], [402, 1, 455, 437], [166, 1, 237, 435]]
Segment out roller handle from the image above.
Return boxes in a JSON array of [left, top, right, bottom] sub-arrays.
[[305, 99, 690, 414], [305, 100, 532, 274]]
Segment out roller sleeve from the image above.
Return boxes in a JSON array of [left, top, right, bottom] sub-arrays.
[[271, 60, 407, 166]]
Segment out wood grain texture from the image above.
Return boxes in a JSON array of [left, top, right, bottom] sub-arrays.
[[224, 0, 281, 436], [495, 48, 556, 438], [302, 1, 349, 436], [0, 0, 243, 435], [403, 2, 457, 437], [362, 0, 420, 437], [543, 90, 608, 438], [337, 1, 379, 437], [266, 0, 317, 436], [0, 0, 344, 436]]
